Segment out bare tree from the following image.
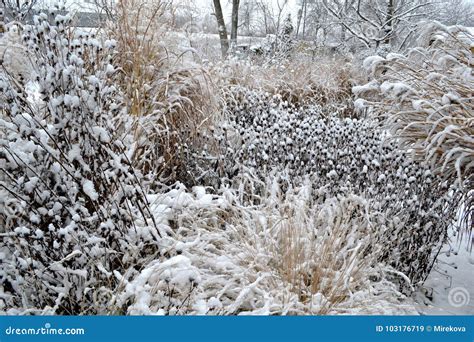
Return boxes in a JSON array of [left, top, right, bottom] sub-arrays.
[[322, 0, 433, 50], [92, 0, 117, 20], [1, 0, 38, 23], [255, 0, 271, 34], [384, 0, 394, 44], [434, 0, 474, 26], [296, 0, 307, 37], [238, 0, 259, 36], [212, 0, 229, 57], [254, 0, 288, 35], [296, 6, 302, 37], [296, 0, 330, 42], [230, 0, 240, 45], [274, 0, 288, 34]]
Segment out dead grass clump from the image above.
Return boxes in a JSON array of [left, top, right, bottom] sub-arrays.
[[229, 184, 410, 314], [214, 56, 357, 118], [269, 197, 376, 313]]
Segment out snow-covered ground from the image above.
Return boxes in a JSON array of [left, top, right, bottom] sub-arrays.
[[415, 229, 474, 315]]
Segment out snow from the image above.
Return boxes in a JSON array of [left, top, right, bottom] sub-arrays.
[[415, 233, 474, 314], [24, 177, 39, 193], [63, 94, 80, 107], [352, 80, 379, 96], [327, 170, 338, 178], [91, 126, 110, 143], [14, 227, 31, 235], [82, 180, 98, 201], [362, 55, 385, 73], [354, 98, 367, 112], [380, 81, 414, 97]]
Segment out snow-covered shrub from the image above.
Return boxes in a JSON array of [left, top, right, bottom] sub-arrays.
[[128, 66, 218, 186], [258, 14, 295, 61], [354, 23, 473, 233], [115, 183, 416, 315], [169, 53, 359, 188], [0, 13, 159, 313], [163, 63, 354, 189]]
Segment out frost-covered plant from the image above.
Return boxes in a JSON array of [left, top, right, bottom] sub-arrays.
[[1, 0, 37, 24], [179, 51, 462, 286], [130, 65, 218, 186], [114, 182, 416, 315], [111, 0, 170, 118], [167, 53, 357, 187], [0, 13, 159, 313], [354, 23, 473, 233]]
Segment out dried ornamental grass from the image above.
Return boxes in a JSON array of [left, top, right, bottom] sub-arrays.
[[110, 0, 220, 185], [354, 22, 473, 235], [112, 183, 415, 315]]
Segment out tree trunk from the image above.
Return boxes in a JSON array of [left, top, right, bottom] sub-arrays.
[[340, 24, 346, 42], [384, 0, 394, 45], [296, 8, 302, 38], [263, 6, 269, 34], [213, 0, 229, 57], [301, 0, 307, 38], [0, 3, 5, 34], [230, 0, 240, 46]]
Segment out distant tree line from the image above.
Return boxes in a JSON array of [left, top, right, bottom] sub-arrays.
[[207, 0, 474, 57]]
